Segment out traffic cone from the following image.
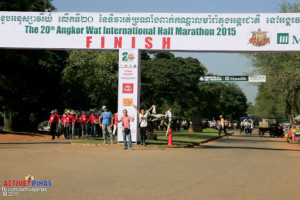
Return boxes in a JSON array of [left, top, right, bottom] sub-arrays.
[[168, 128, 174, 146]]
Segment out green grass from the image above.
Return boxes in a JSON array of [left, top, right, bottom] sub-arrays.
[[150, 128, 227, 147], [73, 128, 231, 147]]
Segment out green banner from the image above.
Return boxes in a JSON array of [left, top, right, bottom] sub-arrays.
[[199, 76, 249, 82]]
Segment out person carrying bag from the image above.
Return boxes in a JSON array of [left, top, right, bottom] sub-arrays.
[[118, 109, 134, 150]]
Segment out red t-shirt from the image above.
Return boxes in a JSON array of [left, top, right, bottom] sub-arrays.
[[61, 115, 65, 124], [55, 114, 60, 121], [65, 114, 73, 123], [49, 114, 59, 123], [90, 115, 99, 124], [80, 115, 89, 125], [114, 113, 118, 126], [73, 117, 82, 123]]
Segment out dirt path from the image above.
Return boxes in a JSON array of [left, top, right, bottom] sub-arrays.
[[0, 131, 52, 143]]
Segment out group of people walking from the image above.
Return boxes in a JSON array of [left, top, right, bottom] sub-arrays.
[[48, 106, 116, 143], [48, 107, 231, 148], [48, 105, 164, 150]]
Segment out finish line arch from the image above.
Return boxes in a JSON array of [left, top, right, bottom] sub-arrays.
[[1, 11, 300, 142]]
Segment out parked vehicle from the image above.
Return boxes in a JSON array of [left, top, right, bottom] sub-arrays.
[[38, 121, 50, 132], [258, 116, 283, 137], [279, 119, 291, 133]]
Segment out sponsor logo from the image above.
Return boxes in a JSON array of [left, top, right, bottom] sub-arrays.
[[119, 64, 137, 68], [122, 70, 133, 76], [123, 83, 134, 94], [249, 28, 270, 47], [122, 52, 135, 62], [277, 33, 289, 44], [276, 33, 300, 45], [123, 98, 133, 106]]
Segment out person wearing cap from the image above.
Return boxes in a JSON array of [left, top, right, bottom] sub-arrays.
[[218, 114, 228, 138], [60, 110, 68, 139], [73, 111, 82, 139], [100, 106, 114, 144], [54, 110, 61, 138], [48, 110, 59, 140], [65, 110, 74, 139]]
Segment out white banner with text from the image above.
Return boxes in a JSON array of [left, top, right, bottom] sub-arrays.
[[0, 12, 300, 51], [118, 49, 140, 142]]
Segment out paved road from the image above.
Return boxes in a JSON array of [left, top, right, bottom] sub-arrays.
[[0, 133, 300, 200]]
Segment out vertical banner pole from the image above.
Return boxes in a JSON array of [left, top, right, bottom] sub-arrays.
[[118, 49, 141, 143]]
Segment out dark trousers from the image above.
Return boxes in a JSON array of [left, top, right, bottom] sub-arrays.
[[50, 123, 57, 139], [63, 126, 67, 138], [218, 127, 227, 136], [74, 127, 81, 137], [140, 127, 147, 143], [65, 123, 72, 139]]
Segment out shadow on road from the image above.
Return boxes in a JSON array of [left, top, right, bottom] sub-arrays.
[[223, 138, 284, 143], [0, 131, 48, 137], [201, 145, 300, 152], [0, 141, 71, 145]]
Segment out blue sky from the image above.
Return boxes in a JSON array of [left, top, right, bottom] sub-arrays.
[[52, 0, 291, 103]]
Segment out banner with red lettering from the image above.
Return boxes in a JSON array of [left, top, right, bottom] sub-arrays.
[[1, 12, 300, 51]]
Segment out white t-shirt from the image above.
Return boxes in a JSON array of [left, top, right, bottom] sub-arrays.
[[244, 121, 250, 127], [165, 110, 172, 121], [139, 113, 148, 127]]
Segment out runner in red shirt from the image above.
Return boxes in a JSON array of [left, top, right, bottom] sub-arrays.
[[80, 111, 90, 137], [60, 113, 67, 139], [90, 112, 99, 137], [65, 111, 73, 139], [73, 112, 82, 139], [54, 110, 61, 138], [48, 110, 59, 140]]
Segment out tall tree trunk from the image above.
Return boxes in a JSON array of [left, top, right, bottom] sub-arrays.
[[3, 107, 12, 132], [191, 106, 203, 132]]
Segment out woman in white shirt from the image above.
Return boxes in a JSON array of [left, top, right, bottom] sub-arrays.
[[133, 105, 155, 146], [165, 108, 172, 138]]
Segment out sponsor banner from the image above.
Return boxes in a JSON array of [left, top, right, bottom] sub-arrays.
[[249, 75, 266, 82], [199, 75, 248, 82], [0, 12, 300, 51], [118, 49, 140, 142], [200, 75, 266, 82]]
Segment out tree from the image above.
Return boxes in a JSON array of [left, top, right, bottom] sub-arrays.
[[0, 0, 62, 131], [244, 2, 300, 123], [141, 52, 248, 121], [140, 52, 207, 117], [62, 50, 119, 111], [0, 0, 55, 11], [197, 82, 248, 120]]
